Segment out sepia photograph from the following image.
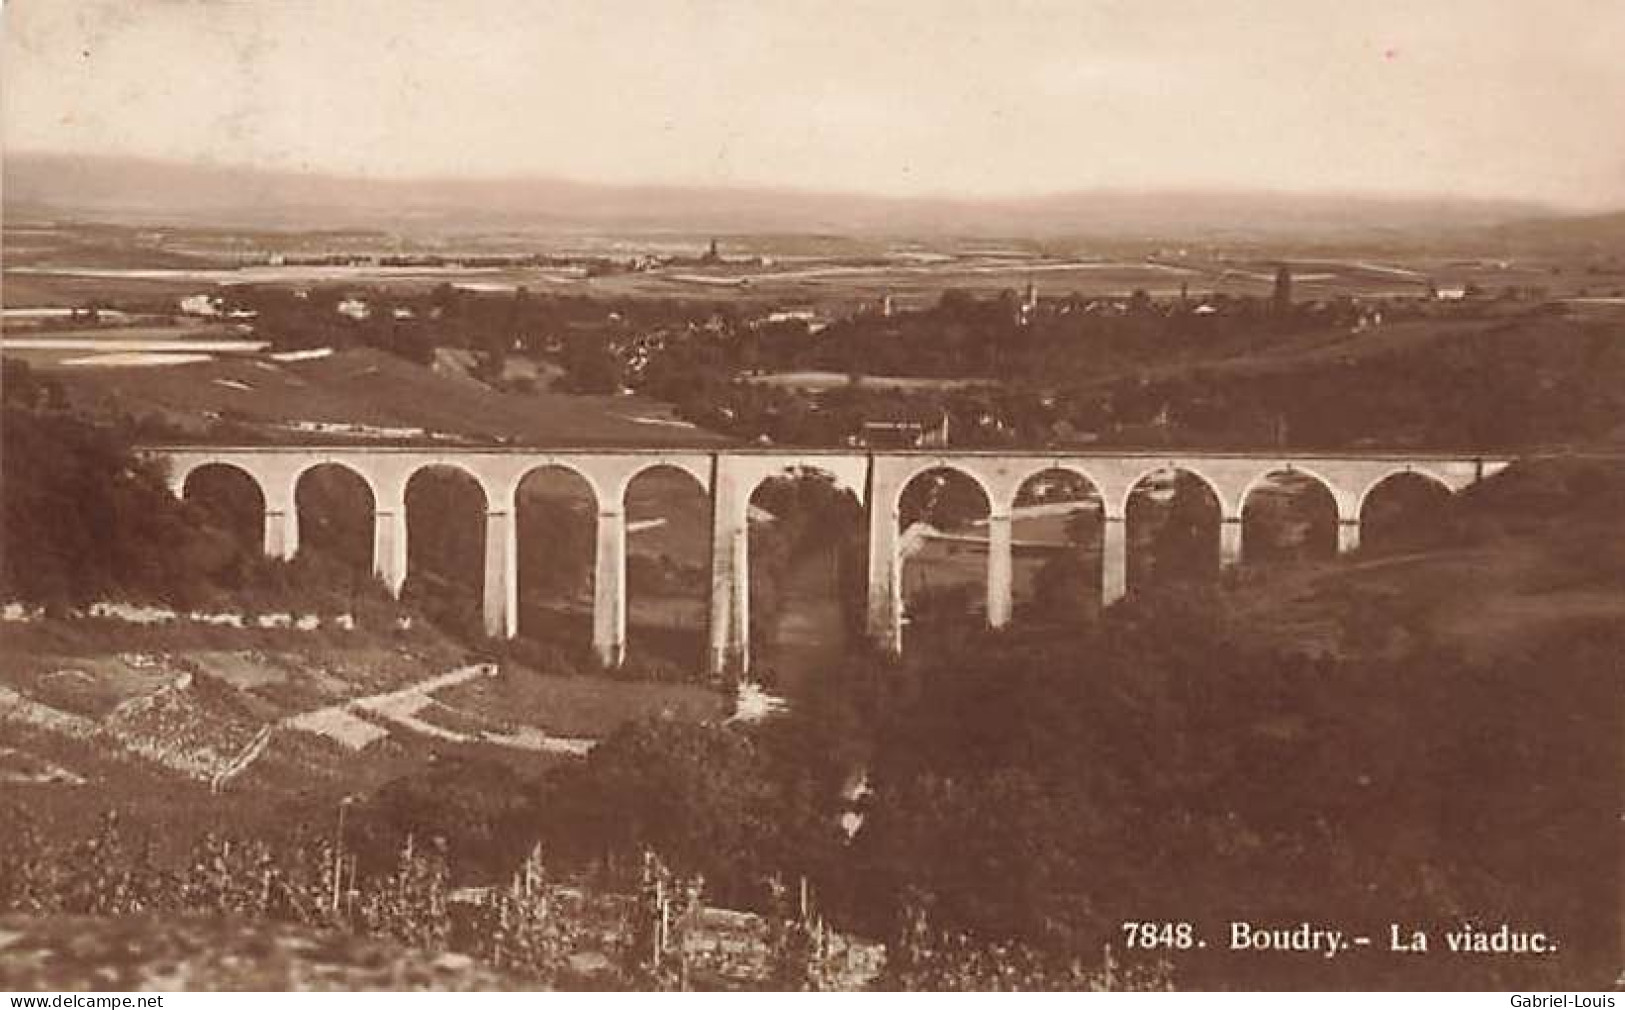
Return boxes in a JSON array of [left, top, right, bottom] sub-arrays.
[[0, 0, 1621, 993]]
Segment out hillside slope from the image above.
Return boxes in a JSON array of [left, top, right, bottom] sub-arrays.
[[21, 347, 726, 447], [0, 617, 724, 870], [0, 914, 530, 990], [1221, 457, 1625, 659]]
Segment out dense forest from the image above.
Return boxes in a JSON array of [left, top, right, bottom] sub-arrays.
[[0, 362, 391, 619]]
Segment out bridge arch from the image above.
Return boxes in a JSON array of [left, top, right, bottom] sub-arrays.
[[402, 460, 489, 504], [401, 459, 497, 514], [509, 460, 603, 516], [514, 464, 599, 647], [289, 458, 381, 509], [896, 464, 995, 636], [1124, 465, 1223, 592], [745, 464, 866, 687], [1004, 461, 1106, 516], [173, 457, 266, 506], [1011, 466, 1106, 619], [889, 459, 998, 523], [293, 462, 377, 574], [1358, 468, 1455, 555], [1238, 467, 1340, 564], [615, 458, 712, 513], [623, 463, 713, 669], [1120, 463, 1225, 520], [402, 463, 490, 628], [180, 461, 267, 558], [1235, 464, 1349, 521], [1356, 465, 1454, 520]]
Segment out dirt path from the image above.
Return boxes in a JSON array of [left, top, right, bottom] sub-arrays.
[[282, 663, 595, 757]]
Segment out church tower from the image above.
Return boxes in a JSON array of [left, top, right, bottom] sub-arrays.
[[1273, 263, 1293, 313]]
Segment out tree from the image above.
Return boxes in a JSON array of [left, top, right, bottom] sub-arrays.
[[546, 720, 780, 906], [1143, 473, 1220, 586], [0, 403, 202, 608], [560, 334, 624, 393]]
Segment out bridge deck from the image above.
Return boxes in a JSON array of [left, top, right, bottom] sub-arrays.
[[141, 443, 1511, 463]]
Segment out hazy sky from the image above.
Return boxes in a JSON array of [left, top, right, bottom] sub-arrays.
[[5, 0, 1623, 208]]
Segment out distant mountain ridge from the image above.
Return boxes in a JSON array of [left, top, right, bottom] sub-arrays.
[[0, 151, 1600, 242]]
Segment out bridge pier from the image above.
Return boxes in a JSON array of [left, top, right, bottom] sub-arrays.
[[261, 471, 297, 561], [258, 471, 299, 561], [709, 461, 751, 677], [1220, 515, 1243, 568], [593, 509, 627, 667], [482, 508, 517, 639], [372, 507, 408, 595], [1338, 517, 1361, 554], [371, 476, 409, 595], [263, 508, 298, 561], [986, 509, 1014, 628], [864, 459, 905, 654], [1101, 512, 1127, 606]]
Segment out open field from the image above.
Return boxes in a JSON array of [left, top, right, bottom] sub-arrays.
[[10, 220, 1625, 314], [8, 254, 1603, 313], [2, 325, 269, 369], [0, 323, 247, 343], [1, 271, 214, 309], [740, 371, 994, 392]]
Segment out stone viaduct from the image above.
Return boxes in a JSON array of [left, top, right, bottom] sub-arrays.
[[150, 445, 1508, 675]]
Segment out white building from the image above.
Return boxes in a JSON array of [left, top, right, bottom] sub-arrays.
[[180, 293, 220, 317]]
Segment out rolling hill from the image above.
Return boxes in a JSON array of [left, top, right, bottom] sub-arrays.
[[15, 345, 729, 448], [1222, 456, 1625, 661]]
